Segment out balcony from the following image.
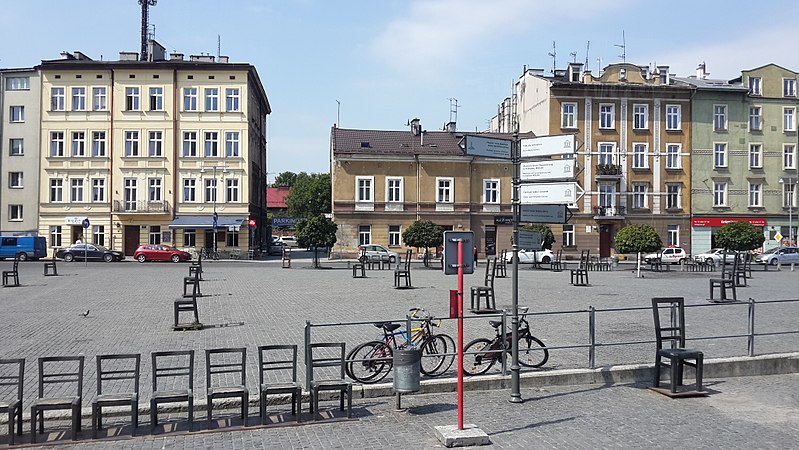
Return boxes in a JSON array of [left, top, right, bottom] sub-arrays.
[[113, 200, 171, 214], [595, 164, 623, 180], [593, 205, 625, 220]]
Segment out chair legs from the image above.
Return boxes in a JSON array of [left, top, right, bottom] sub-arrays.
[[310, 386, 352, 420], [8, 405, 22, 445]]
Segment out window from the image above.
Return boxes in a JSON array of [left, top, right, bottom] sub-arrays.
[[562, 224, 575, 247], [785, 78, 796, 97], [785, 107, 796, 131], [633, 104, 648, 130], [70, 178, 84, 202], [665, 105, 681, 130], [10, 139, 23, 156], [714, 182, 727, 207], [123, 178, 137, 210], [183, 131, 197, 157], [148, 178, 162, 202], [598, 143, 615, 165], [386, 177, 403, 202], [50, 226, 62, 247], [224, 131, 239, 157], [599, 103, 615, 129], [358, 225, 371, 246], [68, 132, 85, 158], [389, 225, 401, 247], [183, 87, 198, 111], [483, 179, 499, 203], [226, 231, 239, 247], [125, 87, 140, 110], [225, 88, 240, 111], [205, 179, 217, 203], [666, 144, 681, 169], [5, 77, 29, 90], [10, 106, 24, 122], [598, 184, 615, 207], [71, 87, 86, 111], [50, 131, 65, 157], [183, 178, 196, 202], [632, 143, 648, 168], [149, 225, 161, 245], [148, 131, 163, 157], [784, 182, 796, 208], [204, 131, 219, 157], [749, 144, 762, 169], [9, 172, 23, 188], [226, 179, 239, 202], [184, 229, 197, 247], [561, 103, 576, 128], [205, 88, 219, 111], [437, 177, 453, 203], [49, 179, 63, 202], [91, 178, 105, 202], [749, 106, 762, 130], [149, 87, 163, 111], [713, 105, 727, 130], [356, 177, 373, 202], [92, 87, 107, 111], [749, 182, 762, 207], [92, 225, 105, 247], [632, 184, 647, 209], [714, 143, 727, 168], [666, 184, 681, 209], [785, 144, 796, 169], [51, 87, 65, 111], [92, 131, 106, 157], [749, 76, 762, 95], [124, 131, 139, 156], [667, 225, 679, 247]]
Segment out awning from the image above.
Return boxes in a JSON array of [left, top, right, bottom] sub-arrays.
[[169, 216, 246, 231]]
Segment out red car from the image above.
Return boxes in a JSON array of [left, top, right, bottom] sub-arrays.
[[133, 245, 192, 263]]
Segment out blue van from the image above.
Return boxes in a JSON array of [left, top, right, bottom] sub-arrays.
[[0, 236, 47, 261]]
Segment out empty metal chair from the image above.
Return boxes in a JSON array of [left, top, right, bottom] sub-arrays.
[[470, 257, 497, 312], [307, 343, 352, 420], [31, 355, 84, 443], [92, 354, 140, 438], [651, 297, 705, 396], [150, 350, 195, 433], [259, 345, 303, 424], [0, 359, 24, 445], [205, 348, 249, 428]]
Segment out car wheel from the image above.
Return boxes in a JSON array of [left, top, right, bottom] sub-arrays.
[[103, 253, 113, 263], [63, 253, 74, 262], [171, 254, 181, 263], [705, 258, 714, 265], [16, 252, 28, 261], [389, 255, 396, 263], [769, 258, 778, 266], [541, 256, 551, 264], [137, 254, 147, 263], [678, 258, 686, 265]]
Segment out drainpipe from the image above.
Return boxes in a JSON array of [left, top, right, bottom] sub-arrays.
[[109, 69, 115, 250], [172, 68, 178, 223], [415, 154, 420, 221]]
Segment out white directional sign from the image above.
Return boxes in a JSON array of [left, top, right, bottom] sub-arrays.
[[520, 204, 571, 224], [517, 231, 543, 251], [464, 135, 512, 160], [520, 159, 575, 181], [520, 182, 578, 204], [520, 134, 576, 158]]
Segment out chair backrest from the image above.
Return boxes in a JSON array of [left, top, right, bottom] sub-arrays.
[[651, 297, 687, 349], [579, 249, 590, 268], [555, 249, 562, 262], [151, 350, 194, 392], [96, 353, 140, 396], [487, 258, 497, 288], [403, 250, 412, 270], [482, 257, 492, 284], [499, 249, 507, 265], [307, 342, 346, 381], [38, 355, 84, 399], [205, 348, 246, 388], [0, 358, 24, 402], [258, 345, 298, 385]]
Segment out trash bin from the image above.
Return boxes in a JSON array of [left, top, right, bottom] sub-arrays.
[[393, 348, 421, 393]]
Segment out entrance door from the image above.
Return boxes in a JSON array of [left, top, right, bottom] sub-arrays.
[[124, 225, 140, 256], [71, 225, 84, 244], [484, 225, 497, 256], [599, 225, 612, 257]]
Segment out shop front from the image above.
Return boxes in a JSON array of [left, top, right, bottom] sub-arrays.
[[690, 217, 768, 253]]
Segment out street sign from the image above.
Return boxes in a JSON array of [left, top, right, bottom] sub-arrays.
[[520, 182, 579, 204], [443, 231, 475, 275], [517, 231, 543, 251], [520, 134, 576, 158], [519, 204, 571, 224], [82, 218, 90, 229], [464, 135, 512, 160], [775, 232, 783, 242], [213, 212, 218, 229], [520, 159, 575, 181], [248, 219, 256, 227]]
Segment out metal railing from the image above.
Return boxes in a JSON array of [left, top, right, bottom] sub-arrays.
[[112, 200, 171, 213]]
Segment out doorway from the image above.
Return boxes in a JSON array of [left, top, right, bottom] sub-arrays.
[[124, 226, 140, 256], [484, 225, 497, 256], [71, 225, 84, 244], [599, 225, 612, 257]]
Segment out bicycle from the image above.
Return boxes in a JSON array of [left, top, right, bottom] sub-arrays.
[[346, 308, 456, 383], [462, 307, 549, 375]]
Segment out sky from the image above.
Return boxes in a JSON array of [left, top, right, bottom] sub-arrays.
[[2, 0, 798, 182]]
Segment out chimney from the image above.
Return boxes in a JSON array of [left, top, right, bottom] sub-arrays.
[[410, 118, 421, 136], [444, 121, 457, 133], [657, 65, 670, 85], [147, 39, 166, 61], [170, 52, 184, 61], [218, 56, 229, 63], [190, 54, 216, 63], [119, 52, 139, 61], [696, 62, 709, 80]]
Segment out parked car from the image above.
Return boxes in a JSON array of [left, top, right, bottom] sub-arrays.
[[279, 236, 298, 248], [643, 247, 689, 264], [755, 246, 799, 265], [133, 245, 192, 263], [506, 249, 555, 264], [692, 248, 739, 265], [268, 241, 287, 255], [358, 244, 400, 263], [55, 244, 124, 262], [0, 236, 47, 261]]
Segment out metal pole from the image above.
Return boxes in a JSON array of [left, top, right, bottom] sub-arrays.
[[500, 309, 507, 375], [510, 131, 522, 403], [747, 297, 755, 357], [213, 167, 218, 256], [304, 320, 312, 390], [588, 306, 596, 369], [457, 239, 464, 430]]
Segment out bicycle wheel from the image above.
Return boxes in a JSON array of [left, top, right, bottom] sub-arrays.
[[346, 341, 393, 383], [517, 334, 549, 368], [462, 338, 496, 375], [420, 334, 455, 376]]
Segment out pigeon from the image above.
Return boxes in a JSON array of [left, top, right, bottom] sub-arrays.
[[80, 310, 90, 317]]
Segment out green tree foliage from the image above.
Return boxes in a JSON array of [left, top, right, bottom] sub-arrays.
[[520, 224, 555, 250], [286, 173, 331, 219], [614, 224, 663, 254], [296, 215, 338, 268], [272, 171, 299, 187], [402, 220, 443, 267], [713, 221, 765, 251]]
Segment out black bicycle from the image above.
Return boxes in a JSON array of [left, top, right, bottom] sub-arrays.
[[462, 308, 548, 375]]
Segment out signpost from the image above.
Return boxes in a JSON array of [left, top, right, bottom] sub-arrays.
[[519, 204, 572, 224], [82, 218, 90, 267], [517, 230, 542, 251], [520, 159, 575, 181], [520, 182, 579, 204], [464, 135, 512, 159], [520, 134, 575, 158]]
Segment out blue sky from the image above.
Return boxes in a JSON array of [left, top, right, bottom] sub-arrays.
[[2, 0, 797, 181]]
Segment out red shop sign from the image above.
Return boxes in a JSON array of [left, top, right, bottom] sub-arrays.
[[691, 217, 767, 227]]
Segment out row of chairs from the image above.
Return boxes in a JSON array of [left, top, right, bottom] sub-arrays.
[[0, 344, 352, 444]]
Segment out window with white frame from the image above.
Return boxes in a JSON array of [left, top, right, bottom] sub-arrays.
[[483, 179, 499, 204], [633, 104, 648, 130], [386, 177, 403, 202], [599, 103, 615, 129], [49, 179, 63, 202], [598, 143, 615, 165], [9, 172, 23, 188], [183, 178, 196, 202], [388, 225, 401, 247], [714, 182, 727, 206], [358, 225, 371, 246], [785, 78, 796, 97], [51, 87, 65, 111], [749, 106, 762, 130], [10, 138, 23, 156], [183, 87, 198, 111], [713, 104, 727, 130], [562, 224, 575, 247], [92, 87, 107, 111], [93, 225, 105, 247], [666, 104, 681, 130], [50, 131, 65, 157], [149, 87, 163, 111], [70, 178, 84, 202], [92, 131, 106, 157], [714, 143, 727, 168], [666, 144, 681, 169], [9, 205, 22, 221], [666, 184, 681, 209], [749, 144, 762, 168], [148, 178, 162, 202], [205, 88, 219, 111], [437, 177, 453, 203], [598, 184, 615, 207], [225, 131, 239, 157], [225, 231, 238, 247], [50, 226, 62, 247], [632, 184, 647, 209], [124, 131, 139, 156], [225, 88, 240, 112], [561, 103, 577, 128], [749, 182, 762, 207], [124, 178, 137, 210], [356, 176, 373, 202], [91, 178, 105, 202], [632, 143, 648, 168], [183, 131, 198, 157], [667, 225, 679, 247], [5, 77, 29, 90], [749, 76, 762, 95], [226, 179, 239, 202], [71, 87, 86, 111], [204, 179, 217, 203], [148, 131, 163, 157], [184, 229, 196, 247], [125, 87, 140, 110], [785, 144, 797, 169], [10, 106, 24, 122], [204, 131, 219, 157], [71, 131, 85, 157], [784, 107, 796, 131], [784, 181, 797, 208], [149, 225, 161, 245]]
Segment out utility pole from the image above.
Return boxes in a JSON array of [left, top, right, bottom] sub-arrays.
[[139, 0, 157, 61]]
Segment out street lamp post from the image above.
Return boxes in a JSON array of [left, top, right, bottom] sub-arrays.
[[779, 177, 795, 246], [200, 165, 228, 255]]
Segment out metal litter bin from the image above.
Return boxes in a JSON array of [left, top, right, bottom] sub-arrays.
[[393, 348, 421, 393]]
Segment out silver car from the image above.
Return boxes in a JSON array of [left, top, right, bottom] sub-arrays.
[[693, 248, 738, 265], [358, 244, 399, 263], [755, 246, 799, 265]]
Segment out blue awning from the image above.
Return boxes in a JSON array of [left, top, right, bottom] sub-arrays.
[[168, 216, 245, 230]]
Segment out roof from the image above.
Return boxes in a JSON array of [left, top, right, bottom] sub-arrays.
[[267, 187, 290, 209], [672, 76, 748, 91], [168, 216, 245, 230]]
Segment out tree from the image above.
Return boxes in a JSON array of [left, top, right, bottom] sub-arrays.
[[286, 173, 331, 219], [614, 224, 663, 278], [296, 215, 338, 268], [713, 221, 765, 251], [272, 171, 299, 188], [402, 220, 443, 267], [520, 224, 555, 250]]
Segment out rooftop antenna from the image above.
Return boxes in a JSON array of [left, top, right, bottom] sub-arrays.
[[570, 51, 577, 63], [584, 41, 590, 68], [597, 57, 603, 75], [138, 0, 157, 61], [548, 41, 557, 74], [217, 34, 221, 59], [448, 98, 459, 124], [615, 30, 626, 63]]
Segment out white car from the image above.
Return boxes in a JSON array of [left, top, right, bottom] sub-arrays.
[[279, 236, 298, 248], [358, 244, 400, 263], [643, 247, 689, 264], [506, 249, 555, 264], [692, 248, 738, 265]]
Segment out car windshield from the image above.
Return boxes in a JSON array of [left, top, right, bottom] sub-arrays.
[[94, 246, 109, 251], [762, 247, 779, 255]]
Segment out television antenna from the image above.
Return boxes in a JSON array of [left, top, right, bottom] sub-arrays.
[[584, 41, 590, 68], [448, 98, 459, 124], [138, 0, 157, 61], [615, 30, 626, 63], [547, 41, 556, 74]]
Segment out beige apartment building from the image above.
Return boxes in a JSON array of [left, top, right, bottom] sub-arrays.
[[37, 46, 270, 256]]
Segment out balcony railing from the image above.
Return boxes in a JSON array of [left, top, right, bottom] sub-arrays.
[[593, 205, 625, 219], [595, 164, 623, 178], [113, 200, 171, 214]]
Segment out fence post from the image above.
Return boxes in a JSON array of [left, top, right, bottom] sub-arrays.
[[588, 306, 596, 369], [501, 309, 508, 375], [748, 298, 756, 357], [304, 320, 312, 391]]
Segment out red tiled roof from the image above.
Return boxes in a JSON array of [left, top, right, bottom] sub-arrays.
[[267, 186, 290, 208]]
